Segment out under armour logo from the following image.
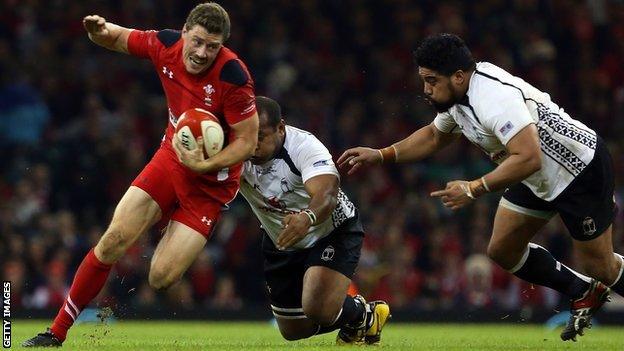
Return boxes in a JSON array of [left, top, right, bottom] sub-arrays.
[[321, 245, 335, 262], [203, 84, 215, 106], [201, 216, 213, 226], [162, 66, 174, 79], [582, 217, 596, 236]]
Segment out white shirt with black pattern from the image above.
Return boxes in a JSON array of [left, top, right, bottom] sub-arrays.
[[240, 125, 356, 250], [433, 62, 597, 201]]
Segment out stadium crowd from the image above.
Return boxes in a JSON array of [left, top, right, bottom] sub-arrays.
[[2, 0, 624, 316]]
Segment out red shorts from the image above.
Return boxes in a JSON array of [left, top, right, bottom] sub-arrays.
[[131, 146, 239, 238]]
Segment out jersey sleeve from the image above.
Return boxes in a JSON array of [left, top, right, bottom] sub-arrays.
[[480, 89, 535, 145], [433, 112, 461, 134], [221, 60, 257, 126], [294, 134, 339, 183], [127, 30, 160, 60]]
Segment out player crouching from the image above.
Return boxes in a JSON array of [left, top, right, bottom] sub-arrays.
[[176, 96, 390, 344]]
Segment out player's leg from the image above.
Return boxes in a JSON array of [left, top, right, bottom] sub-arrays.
[[573, 225, 623, 295], [490, 204, 591, 298], [148, 220, 208, 290], [22, 186, 163, 347], [306, 219, 389, 345], [273, 266, 368, 341], [23, 148, 177, 347]]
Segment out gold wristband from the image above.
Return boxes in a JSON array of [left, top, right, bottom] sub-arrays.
[[379, 145, 397, 164]]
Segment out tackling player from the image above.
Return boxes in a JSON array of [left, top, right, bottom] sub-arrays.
[[339, 33, 624, 342], [23, 2, 258, 347], [176, 96, 390, 344]]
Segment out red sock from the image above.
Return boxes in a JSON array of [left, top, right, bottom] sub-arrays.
[[50, 248, 112, 342]]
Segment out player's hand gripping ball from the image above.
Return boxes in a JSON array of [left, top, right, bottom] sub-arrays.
[[175, 108, 224, 158]]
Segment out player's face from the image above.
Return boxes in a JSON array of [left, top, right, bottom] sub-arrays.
[[182, 25, 224, 75], [418, 67, 462, 112], [250, 118, 285, 165]]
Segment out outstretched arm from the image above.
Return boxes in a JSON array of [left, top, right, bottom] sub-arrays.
[[337, 122, 459, 175], [83, 15, 132, 54]]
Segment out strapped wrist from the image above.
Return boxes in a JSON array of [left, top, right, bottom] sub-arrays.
[[301, 209, 317, 225], [379, 145, 397, 164]]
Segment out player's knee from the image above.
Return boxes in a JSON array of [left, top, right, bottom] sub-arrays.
[[148, 265, 180, 290], [97, 227, 132, 263], [486, 242, 507, 267], [302, 299, 339, 326]]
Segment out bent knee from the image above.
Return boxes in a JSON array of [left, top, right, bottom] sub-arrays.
[[486, 242, 526, 271], [148, 266, 181, 290], [97, 228, 134, 263], [302, 301, 340, 326]]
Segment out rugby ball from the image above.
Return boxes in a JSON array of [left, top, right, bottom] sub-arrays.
[[175, 108, 224, 157]]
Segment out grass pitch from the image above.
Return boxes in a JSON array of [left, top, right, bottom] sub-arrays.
[[10, 320, 624, 350]]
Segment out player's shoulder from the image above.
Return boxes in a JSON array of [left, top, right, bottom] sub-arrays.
[[216, 47, 251, 87], [469, 62, 526, 111], [155, 29, 182, 48], [284, 126, 327, 154]]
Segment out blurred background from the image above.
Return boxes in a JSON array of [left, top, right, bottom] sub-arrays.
[[2, 0, 624, 322]]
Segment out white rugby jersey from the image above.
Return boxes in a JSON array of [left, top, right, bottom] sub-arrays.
[[433, 62, 597, 201], [240, 125, 356, 250]]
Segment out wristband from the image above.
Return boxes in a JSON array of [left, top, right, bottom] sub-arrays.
[[461, 183, 476, 200], [481, 177, 491, 192], [301, 209, 317, 225], [379, 145, 397, 164]]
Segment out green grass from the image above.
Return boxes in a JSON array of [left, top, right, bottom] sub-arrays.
[[10, 320, 624, 350]]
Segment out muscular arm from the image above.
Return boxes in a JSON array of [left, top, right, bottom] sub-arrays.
[[471, 124, 542, 195], [391, 122, 460, 163], [83, 15, 132, 54], [337, 122, 459, 174], [303, 174, 339, 224]]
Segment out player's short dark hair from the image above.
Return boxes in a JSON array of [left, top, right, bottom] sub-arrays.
[[255, 96, 282, 129], [185, 2, 231, 41], [414, 33, 475, 76]]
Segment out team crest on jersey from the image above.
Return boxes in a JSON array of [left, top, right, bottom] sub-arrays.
[[203, 84, 215, 106]]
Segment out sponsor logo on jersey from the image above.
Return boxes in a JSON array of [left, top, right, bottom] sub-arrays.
[[264, 196, 286, 210], [312, 159, 331, 167], [499, 121, 514, 136]]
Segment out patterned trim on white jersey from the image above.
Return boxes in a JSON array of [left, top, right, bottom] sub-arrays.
[[536, 103, 596, 176]]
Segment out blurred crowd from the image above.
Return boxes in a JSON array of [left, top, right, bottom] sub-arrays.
[[2, 0, 624, 316]]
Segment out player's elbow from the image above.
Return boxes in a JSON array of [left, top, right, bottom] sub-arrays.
[[524, 152, 542, 175]]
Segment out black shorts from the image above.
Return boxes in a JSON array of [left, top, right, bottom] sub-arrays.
[[262, 215, 364, 319], [501, 137, 617, 241]]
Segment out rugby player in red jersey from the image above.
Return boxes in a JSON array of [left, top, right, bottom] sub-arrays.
[[23, 2, 258, 347]]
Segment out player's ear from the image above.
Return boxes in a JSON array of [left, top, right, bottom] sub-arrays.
[[278, 119, 286, 134], [451, 70, 466, 86]]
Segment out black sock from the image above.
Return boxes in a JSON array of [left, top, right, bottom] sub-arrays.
[[511, 243, 590, 299], [609, 254, 624, 296], [315, 295, 365, 335]]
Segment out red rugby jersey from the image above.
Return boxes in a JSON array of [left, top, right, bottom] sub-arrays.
[[127, 29, 256, 185]]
